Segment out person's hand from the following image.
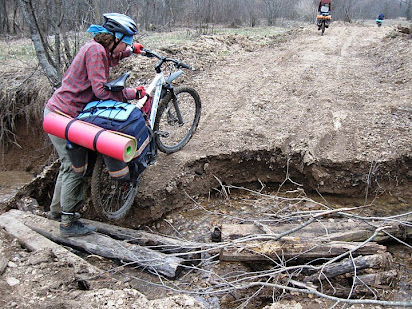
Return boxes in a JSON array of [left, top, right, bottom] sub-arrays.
[[132, 42, 144, 54], [136, 86, 147, 99]]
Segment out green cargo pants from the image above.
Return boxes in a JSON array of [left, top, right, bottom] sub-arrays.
[[44, 108, 85, 225]]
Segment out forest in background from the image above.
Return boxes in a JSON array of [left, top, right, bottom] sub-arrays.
[[1, 0, 411, 38]]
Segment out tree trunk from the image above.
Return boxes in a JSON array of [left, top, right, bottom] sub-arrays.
[[1, 0, 10, 33], [17, 0, 59, 87], [91, 0, 101, 24]]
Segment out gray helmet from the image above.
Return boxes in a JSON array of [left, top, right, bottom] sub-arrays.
[[103, 13, 138, 36]]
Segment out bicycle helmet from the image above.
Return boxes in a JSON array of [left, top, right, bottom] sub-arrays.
[[103, 13, 138, 36]]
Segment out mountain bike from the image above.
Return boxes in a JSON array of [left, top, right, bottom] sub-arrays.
[[90, 49, 201, 221]]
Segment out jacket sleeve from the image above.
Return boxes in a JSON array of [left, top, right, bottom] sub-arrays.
[[86, 47, 136, 102]]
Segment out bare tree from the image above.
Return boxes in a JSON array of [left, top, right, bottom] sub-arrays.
[[399, 0, 412, 19], [17, 0, 59, 87]]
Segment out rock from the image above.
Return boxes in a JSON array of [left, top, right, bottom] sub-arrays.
[[6, 277, 20, 286]]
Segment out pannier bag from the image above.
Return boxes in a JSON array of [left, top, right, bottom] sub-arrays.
[[77, 100, 156, 181]]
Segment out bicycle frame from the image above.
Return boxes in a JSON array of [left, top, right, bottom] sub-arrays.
[[134, 69, 184, 129], [135, 72, 164, 128]]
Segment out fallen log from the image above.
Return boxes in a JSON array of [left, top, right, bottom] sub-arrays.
[[303, 252, 393, 282], [221, 222, 411, 243], [354, 270, 398, 287], [4, 210, 185, 278], [0, 210, 108, 289], [81, 218, 202, 260], [219, 240, 386, 262]]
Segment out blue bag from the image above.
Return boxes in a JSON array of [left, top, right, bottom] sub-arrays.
[[77, 100, 156, 180]]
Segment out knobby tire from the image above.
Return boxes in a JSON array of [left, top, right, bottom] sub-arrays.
[[91, 154, 139, 221], [154, 86, 201, 154]]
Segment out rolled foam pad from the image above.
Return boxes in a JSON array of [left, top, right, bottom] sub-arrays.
[[43, 111, 137, 162]]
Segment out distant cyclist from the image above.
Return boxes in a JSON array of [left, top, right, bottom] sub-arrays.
[[317, 0, 332, 30]]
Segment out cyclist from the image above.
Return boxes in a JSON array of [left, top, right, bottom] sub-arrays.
[[317, 0, 332, 30], [44, 13, 146, 237]]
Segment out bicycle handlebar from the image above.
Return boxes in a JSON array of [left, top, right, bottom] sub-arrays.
[[142, 49, 194, 71]]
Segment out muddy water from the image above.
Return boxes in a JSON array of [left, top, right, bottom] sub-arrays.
[[0, 171, 34, 203]]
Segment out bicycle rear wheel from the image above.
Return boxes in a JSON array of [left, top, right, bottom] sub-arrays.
[[154, 86, 201, 154], [91, 154, 139, 221]]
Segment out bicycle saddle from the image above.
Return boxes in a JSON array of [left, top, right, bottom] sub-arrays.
[[103, 72, 130, 92]]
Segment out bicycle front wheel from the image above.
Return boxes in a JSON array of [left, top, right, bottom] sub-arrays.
[[91, 155, 139, 221], [154, 86, 201, 154]]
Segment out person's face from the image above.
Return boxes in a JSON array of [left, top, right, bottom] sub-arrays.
[[111, 39, 129, 53]]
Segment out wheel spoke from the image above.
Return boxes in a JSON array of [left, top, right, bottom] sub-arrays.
[[91, 155, 139, 221]]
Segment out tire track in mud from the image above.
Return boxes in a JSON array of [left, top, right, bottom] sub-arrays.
[[120, 24, 411, 227]]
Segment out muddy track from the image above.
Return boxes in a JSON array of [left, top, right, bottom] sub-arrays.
[[109, 23, 411, 227], [3, 24, 410, 228]]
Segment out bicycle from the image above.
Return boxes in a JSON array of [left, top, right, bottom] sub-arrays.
[[90, 49, 201, 221]]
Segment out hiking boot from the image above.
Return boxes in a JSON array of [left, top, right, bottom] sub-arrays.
[[47, 211, 81, 222], [60, 221, 96, 238]]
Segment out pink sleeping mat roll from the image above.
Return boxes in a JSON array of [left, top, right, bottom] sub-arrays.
[[43, 111, 137, 162]]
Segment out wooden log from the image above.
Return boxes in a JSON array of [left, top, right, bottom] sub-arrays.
[[304, 252, 393, 282], [4, 210, 185, 278], [80, 218, 202, 260], [0, 210, 107, 289], [219, 240, 386, 262], [354, 270, 398, 287], [221, 222, 411, 243]]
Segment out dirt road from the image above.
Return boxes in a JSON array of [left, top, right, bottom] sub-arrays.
[[128, 23, 411, 227]]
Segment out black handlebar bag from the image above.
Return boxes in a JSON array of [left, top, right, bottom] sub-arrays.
[[77, 100, 156, 181]]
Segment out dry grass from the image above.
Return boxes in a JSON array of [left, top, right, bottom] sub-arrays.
[[0, 38, 51, 147]]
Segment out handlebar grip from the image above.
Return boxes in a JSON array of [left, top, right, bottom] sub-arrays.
[[179, 62, 193, 70], [142, 49, 153, 58]]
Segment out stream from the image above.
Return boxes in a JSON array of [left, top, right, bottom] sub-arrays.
[[0, 171, 34, 203]]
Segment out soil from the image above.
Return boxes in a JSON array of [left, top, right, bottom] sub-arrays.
[[0, 21, 411, 308]]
